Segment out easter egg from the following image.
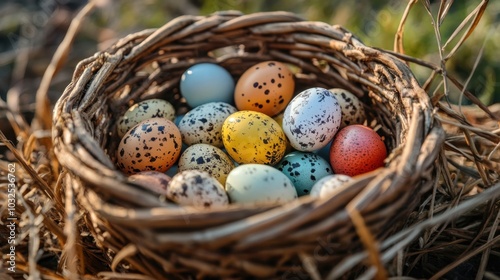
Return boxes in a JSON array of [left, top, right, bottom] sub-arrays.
[[178, 144, 235, 185], [329, 125, 387, 176], [178, 102, 237, 148], [282, 87, 342, 152], [275, 151, 333, 196], [310, 174, 353, 198], [167, 170, 229, 209], [234, 61, 294, 117], [329, 88, 366, 128], [225, 164, 297, 205], [222, 111, 287, 165], [117, 99, 175, 137], [180, 63, 235, 107], [116, 118, 182, 174]]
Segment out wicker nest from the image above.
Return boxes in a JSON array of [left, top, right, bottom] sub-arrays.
[[52, 11, 445, 279]]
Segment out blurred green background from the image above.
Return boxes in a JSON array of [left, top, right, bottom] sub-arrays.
[[1, 0, 499, 108]]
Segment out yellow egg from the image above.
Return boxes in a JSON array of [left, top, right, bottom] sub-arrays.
[[222, 111, 287, 165]]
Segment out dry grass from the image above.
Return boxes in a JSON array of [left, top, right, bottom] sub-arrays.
[[1, 1, 499, 279]]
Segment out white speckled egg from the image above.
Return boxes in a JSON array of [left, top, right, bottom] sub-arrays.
[[310, 174, 353, 198], [118, 99, 175, 137], [282, 87, 342, 152], [128, 171, 171, 195], [178, 144, 235, 185], [167, 170, 229, 209], [275, 151, 333, 196], [179, 102, 237, 148], [116, 118, 182, 174], [329, 88, 366, 128], [225, 164, 297, 205]]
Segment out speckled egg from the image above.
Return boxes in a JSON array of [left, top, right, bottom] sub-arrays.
[[178, 102, 237, 148], [310, 174, 353, 198], [329, 88, 366, 128], [116, 118, 182, 174], [275, 151, 333, 196], [166, 170, 229, 209], [225, 164, 297, 205], [282, 87, 342, 152], [180, 63, 235, 108], [117, 99, 175, 137], [128, 171, 171, 195], [178, 144, 235, 185], [234, 61, 295, 117], [330, 125, 387, 176], [222, 111, 287, 165]]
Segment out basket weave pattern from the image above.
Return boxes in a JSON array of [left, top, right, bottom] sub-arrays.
[[52, 11, 445, 279]]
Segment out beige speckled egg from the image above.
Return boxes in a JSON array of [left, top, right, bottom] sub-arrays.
[[178, 102, 237, 148], [225, 164, 297, 205], [116, 118, 182, 174], [118, 99, 176, 137], [222, 110, 287, 165], [178, 144, 235, 185], [128, 171, 171, 195], [329, 88, 366, 128], [167, 170, 229, 209], [310, 174, 353, 198]]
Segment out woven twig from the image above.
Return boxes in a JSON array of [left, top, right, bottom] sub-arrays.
[[52, 11, 444, 279]]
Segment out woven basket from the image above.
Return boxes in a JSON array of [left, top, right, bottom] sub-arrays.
[[52, 11, 445, 279]]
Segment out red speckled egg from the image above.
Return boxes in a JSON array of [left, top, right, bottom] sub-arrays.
[[234, 61, 294, 117], [329, 125, 387, 176]]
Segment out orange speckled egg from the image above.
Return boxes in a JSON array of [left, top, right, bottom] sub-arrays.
[[234, 61, 294, 117], [329, 125, 387, 176], [117, 118, 182, 174]]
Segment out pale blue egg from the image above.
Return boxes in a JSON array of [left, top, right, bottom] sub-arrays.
[[180, 63, 235, 108], [275, 151, 333, 196]]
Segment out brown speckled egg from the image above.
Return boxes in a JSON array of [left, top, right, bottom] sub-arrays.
[[222, 110, 287, 165], [234, 61, 294, 117], [128, 171, 171, 195], [117, 99, 175, 137], [117, 118, 182, 174], [167, 170, 229, 209], [329, 125, 387, 176], [329, 88, 366, 128], [178, 144, 235, 185], [178, 102, 237, 148]]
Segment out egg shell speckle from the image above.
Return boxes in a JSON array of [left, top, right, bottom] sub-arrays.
[[222, 111, 287, 165], [167, 170, 229, 209], [128, 171, 171, 195], [283, 87, 342, 152], [275, 151, 333, 196], [225, 164, 297, 205], [329, 125, 387, 176], [234, 61, 295, 117], [117, 99, 175, 137], [179, 102, 237, 148], [329, 88, 366, 128], [178, 144, 235, 185], [116, 118, 182, 174], [310, 174, 353, 198]]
